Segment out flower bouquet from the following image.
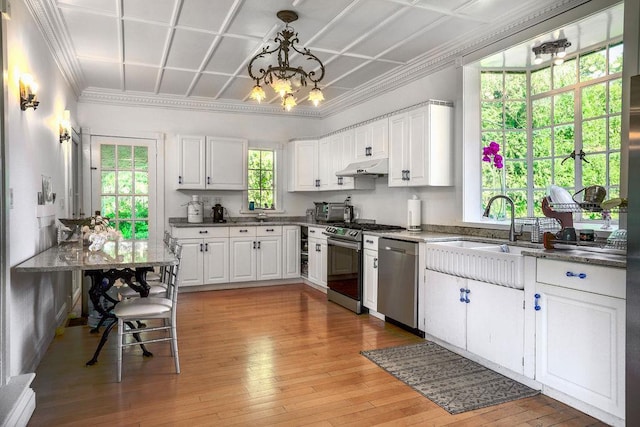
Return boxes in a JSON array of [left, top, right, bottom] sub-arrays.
[[81, 212, 122, 251]]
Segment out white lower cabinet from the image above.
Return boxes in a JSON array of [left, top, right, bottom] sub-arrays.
[[282, 226, 300, 279], [425, 270, 525, 374], [307, 226, 327, 288], [172, 226, 229, 287], [229, 226, 282, 282], [535, 259, 625, 420], [362, 235, 379, 313]]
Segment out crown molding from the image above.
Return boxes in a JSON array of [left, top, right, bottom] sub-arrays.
[[78, 89, 324, 118], [24, 0, 85, 97]]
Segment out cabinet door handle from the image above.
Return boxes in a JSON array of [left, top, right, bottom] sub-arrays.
[[316, 243, 320, 252], [459, 288, 465, 302], [566, 271, 587, 279], [207, 176, 211, 185], [257, 241, 261, 249], [534, 293, 541, 311], [204, 243, 208, 252], [200, 243, 203, 252], [178, 176, 183, 184], [406, 170, 410, 181], [253, 241, 256, 249], [373, 258, 377, 269], [338, 176, 343, 185], [315, 179, 320, 187], [465, 288, 471, 303], [199, 230, 208, 234]]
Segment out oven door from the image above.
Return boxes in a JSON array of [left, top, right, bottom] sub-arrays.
[[326, 237, 361, 301]]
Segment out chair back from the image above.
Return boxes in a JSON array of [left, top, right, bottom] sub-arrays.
[[165, 244, 182, 302], [163, 230, 171, 246]]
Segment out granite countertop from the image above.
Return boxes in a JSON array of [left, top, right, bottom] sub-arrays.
[[169, 218, 626, 268]]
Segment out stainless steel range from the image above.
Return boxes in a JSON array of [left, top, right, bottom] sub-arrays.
[[323, 222, 403, 314]]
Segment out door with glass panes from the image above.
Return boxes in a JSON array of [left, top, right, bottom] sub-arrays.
[[91, 136, 157, 240]]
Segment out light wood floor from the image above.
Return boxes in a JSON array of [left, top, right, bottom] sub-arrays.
[[30, 284, 605, 426]]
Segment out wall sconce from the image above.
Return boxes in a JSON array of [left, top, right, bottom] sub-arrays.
[[19, 74, 39, 110], [59, 110, 71, 143], [532, 38, 571, 66]]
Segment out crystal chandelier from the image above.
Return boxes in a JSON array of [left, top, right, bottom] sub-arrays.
[[247, 10, 325, 110]]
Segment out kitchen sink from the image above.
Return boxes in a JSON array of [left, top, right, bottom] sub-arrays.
[[425, 240, 525, 289]]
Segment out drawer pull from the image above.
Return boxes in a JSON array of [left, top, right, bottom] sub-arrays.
[[534, 293, 541, 311], [266, 228, 274, 232], [566, 271, 587, 279], [366, 239, 374, 244], [199, 230, 208, 234], [239, 229, 248, 233], [310, 229, 316, 233]]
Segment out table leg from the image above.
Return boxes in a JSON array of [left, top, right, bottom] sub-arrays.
[[84, 267, 153, 365]]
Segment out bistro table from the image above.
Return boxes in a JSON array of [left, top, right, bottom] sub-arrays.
[[14, 239, 178, 366]]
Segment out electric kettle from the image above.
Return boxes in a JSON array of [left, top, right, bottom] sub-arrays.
[[212, 204, 225, 223]]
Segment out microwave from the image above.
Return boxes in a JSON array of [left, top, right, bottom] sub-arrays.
[[314, 202, 346, 222]]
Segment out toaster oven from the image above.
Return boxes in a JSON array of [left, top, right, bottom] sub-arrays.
[[314, 202, 346, 222]]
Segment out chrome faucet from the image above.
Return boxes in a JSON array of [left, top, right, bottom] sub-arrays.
[[483, 195, 522, 242]]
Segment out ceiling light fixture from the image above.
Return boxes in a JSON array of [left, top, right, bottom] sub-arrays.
[[532, 38, 571, 66], [247, 10, 325, 110]]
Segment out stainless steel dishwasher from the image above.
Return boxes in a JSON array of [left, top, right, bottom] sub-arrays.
[[377, 237, 419, 331]]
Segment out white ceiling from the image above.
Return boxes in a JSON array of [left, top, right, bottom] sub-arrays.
[[26, 0, 621, 117]]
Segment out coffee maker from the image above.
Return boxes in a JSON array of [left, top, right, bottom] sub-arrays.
[[212, 204, 225, 223]]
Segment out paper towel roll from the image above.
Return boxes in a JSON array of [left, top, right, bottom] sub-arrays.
[[407, 196, 421, 232]]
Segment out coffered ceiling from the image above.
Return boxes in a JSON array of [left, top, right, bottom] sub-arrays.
[[26, 0, 609, 117]]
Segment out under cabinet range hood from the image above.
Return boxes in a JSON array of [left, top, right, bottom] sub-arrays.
[[335, 158, 388, 177]]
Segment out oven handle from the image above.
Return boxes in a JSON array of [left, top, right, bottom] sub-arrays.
[[327, 238, 361, 251]]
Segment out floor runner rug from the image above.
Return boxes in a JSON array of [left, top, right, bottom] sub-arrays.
[[361, 341, 539, 414]]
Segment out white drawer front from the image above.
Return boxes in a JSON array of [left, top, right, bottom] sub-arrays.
[[363, 235, 379, 250], [307, 226, 327, 240], [257, 225, 282, 236], [536, 258, 625, 299], [172, 226, 228, 239], [229, 226, 257, 237]]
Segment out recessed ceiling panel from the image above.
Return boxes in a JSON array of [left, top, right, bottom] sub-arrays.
[[459, 0, 557, 21], [332, 61, 400, 89], [311, 0, 403, 52], [123, 21, 169, 65], [217, 76, 255, 100], [206, 36, 261, 75], [80, 59, 122, 90], [60, 9, 119, 60], [282, 0, 360, 42], [347, 8, 443, 58], [322, 56, 368, 87], [159, 69, 197, 95], [178, 0, 237, 32], [57, 0, 116, 14], [124, 64, 159, 92], [191, 73, 233, 98], [227, 0, 294, 38], [165, 28, 216, 70], [416, 0, 473, 13], [122, 0, 174, 23]]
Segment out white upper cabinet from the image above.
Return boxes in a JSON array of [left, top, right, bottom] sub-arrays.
[[177, 135, 247, 190], [178, 135, 206, 189], [288, 139, 319, 191], [289, 134, 372, 192], [388, 103, 453, 187], [205, 137, 248, 190], [354, 117, 389, 161]]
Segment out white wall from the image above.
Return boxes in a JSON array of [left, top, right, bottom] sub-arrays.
[[7, 0, 78, 375], [78, 104, 325, 227]]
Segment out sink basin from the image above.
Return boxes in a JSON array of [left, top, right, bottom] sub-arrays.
[[425, 240, 525, 289]]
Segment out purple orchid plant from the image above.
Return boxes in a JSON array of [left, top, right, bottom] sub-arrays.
[[482, 141, 503, 169]]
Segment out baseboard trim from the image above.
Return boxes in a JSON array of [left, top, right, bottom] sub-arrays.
[[0, 374, 36, 427]]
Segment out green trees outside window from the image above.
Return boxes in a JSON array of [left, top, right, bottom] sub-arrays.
[[480, 41, 623, 221], [248, 149, 275, 210], [100, 144, 149, 239]]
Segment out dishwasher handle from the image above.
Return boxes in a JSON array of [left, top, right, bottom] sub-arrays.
[[383, 246, 406, 254]]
